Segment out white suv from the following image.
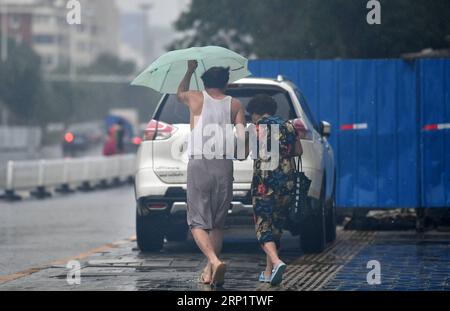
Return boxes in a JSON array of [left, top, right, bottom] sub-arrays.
[[134, 76, 336, 253]]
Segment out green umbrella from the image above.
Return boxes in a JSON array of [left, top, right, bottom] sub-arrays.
[[131, 46, 251, 94]]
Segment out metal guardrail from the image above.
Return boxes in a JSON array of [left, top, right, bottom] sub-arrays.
[[0, 154, 136, 201]]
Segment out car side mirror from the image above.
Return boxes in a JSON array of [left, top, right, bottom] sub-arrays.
[[320, 121, 332, 137]]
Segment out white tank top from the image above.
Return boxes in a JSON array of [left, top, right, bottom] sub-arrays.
[[188, 91, 233, 158]]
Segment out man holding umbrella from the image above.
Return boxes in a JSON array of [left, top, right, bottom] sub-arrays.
[[177, 60, 247, 287], [132, 46, 251, 287]]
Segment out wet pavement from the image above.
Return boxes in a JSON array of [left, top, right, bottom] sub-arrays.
[[0, 186, 135, 276], [1, 184, 450, 291], [1, 225, 449, 291], [322, 232, 450, 291]]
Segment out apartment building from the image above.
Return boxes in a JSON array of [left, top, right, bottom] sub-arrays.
[[0, 0, 120, 72]]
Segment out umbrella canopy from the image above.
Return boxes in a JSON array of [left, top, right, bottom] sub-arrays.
[[131, 46, 251, 94]]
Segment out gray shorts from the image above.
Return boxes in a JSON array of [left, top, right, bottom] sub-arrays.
[[187, 159, 234, 231]]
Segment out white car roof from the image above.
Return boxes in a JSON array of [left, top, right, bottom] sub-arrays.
[[230, 77, 296, 91]]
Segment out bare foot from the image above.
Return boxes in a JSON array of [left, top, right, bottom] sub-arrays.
[[211, 261, 227, 287], [199, 264, 212, 284]]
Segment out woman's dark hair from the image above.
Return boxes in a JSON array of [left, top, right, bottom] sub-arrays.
[[201, 67, 230, 89], [246, 94, 278, 116]]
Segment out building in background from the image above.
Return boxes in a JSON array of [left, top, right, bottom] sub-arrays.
[[118, 0, 190, 71], [0, 1, 33, 46], [119, 11, 149, 68], [1, 0, 191, 73], [89, 0, 119, 58], [31, 0, 70, 71], [0, 0, 120, 72]]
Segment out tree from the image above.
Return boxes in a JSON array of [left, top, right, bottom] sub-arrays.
[[0, 38, 47, 125], [79, 53, 136, 75], [169, 0, 450, 59]]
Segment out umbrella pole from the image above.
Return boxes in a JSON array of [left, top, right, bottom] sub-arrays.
[[193, 70, 200, 91], [159, 67, 171, 93]]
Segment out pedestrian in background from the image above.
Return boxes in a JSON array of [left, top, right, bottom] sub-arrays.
[[114, 120, 125, 154], [103, 127, 117, 156]]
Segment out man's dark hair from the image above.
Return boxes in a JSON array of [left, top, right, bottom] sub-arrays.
[[201, 67, 230, 90], [246, 94, 278, 116]]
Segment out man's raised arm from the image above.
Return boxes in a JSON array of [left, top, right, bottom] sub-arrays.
[[177, 60, 198, 105], [233, 99, 250, 160]]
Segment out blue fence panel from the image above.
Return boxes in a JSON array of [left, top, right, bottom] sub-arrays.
[[375, 60, 398, 207], [396, 61, 420, 208], [420, 59, 450, 207], [336, 61, 357, 208], [249, 58, 424, 208], [446, 60, 450, 208], [317, 61, 339, 158], [355, 60, 377, 207], [446, 59, 450, 208], [296, 61, 320, 117], [278, 61, 302, 86]]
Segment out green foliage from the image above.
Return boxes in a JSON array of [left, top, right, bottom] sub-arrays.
[[0, 43, 158, 126], [45, 81, 161, 124], [79, 53, 136, 76], [0, 38, 47, 124], [170, 0, 450, 59]]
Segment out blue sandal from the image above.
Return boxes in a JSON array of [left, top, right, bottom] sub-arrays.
[[270, 262, 287, 286], [258, 271, 271, 283]]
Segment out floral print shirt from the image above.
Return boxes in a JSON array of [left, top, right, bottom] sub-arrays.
[[251, 115, 298, 198]]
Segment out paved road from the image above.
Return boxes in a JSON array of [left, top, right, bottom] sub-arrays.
[[1, 223, 450, 290], [1, 185, 450, 291], [0, 185, 135, 276]]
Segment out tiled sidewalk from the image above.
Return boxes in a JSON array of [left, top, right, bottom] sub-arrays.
[[1, 229, 449, 291]]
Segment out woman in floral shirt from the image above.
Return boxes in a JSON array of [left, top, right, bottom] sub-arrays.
[[246, 94, 302, 286]]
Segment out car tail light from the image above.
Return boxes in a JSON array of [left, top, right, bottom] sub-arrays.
[[147, 202, 167, 210], [292, 118, 313, 141], [143, 120, 177, 141], [132, 136, 142, 145], [64, 132, 74, 143]]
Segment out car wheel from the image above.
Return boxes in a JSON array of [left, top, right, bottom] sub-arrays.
[[300, 175, 326, 253], [165, 218, 189, 242], [136, 208, 166, 252], [325, 174, 337, 243]]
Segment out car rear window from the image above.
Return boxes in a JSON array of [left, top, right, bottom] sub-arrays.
[[155, 86, 297, 124]]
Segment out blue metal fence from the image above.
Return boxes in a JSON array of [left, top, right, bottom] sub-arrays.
[[249, 59, 450, 208], [419, 60, 450, 208]]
